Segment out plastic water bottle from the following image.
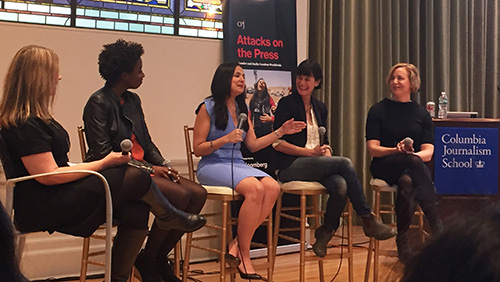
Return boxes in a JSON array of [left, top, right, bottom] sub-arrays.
[[438, 91, 448, 118]]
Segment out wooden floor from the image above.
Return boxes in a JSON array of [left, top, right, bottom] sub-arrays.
[[73, 226, 408, 282]]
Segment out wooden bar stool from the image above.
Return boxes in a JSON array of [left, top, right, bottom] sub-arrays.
[[182, 125, 273, 282], [364, 178, 427, 282], [272, 181, 353, 282]]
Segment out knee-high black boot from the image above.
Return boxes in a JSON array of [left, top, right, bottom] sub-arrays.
[[141, 182, 206, 232], [111, 228, 149, 282]]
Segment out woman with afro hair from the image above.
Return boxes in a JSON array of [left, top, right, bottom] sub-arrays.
[[83, 39, 207, 282]]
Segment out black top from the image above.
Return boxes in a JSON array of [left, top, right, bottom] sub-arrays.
[[365, 98, 434, 167], [2, 117, 70, 178], [272, 91, 329, 170], [1, 116, 112, 237]]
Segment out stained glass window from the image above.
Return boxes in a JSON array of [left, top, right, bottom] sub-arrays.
[[0, 0, 222, 38]]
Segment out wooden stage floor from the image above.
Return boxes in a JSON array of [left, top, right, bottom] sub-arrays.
[[69, 225, 411, 282]]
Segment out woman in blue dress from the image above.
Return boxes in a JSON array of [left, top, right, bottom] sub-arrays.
[[193, 62, 305, 279]]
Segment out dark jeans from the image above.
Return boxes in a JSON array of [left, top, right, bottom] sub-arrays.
[[278, 156, 372, 230], [371, 154, 440, 233]]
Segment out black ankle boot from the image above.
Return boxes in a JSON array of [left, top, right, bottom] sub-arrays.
[[135, 250, 161, 282], [396, 233, 412, 265], [156, 259, 181, 282], [312, 225, 335, 258], [361, 213, 397, 240], [141, 182, 207, 232]]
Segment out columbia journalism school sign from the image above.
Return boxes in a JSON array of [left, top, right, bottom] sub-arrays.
[[434, 127, 499, 195]]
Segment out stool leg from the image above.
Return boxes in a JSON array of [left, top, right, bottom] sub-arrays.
[[364, 238, 374, 282], [220, 200, 229, 282], [314, 194, 325, 282], [299, 194, 306, 282], [347, 203, 353, 282], [417, 205, 425, 243], [272, 192, 284, 272], [318, 260, 325, 282], [79, 237, 90, 282], [174, 241, 180, 277], [182, 233, 193, 282], [374, 239, 380, 282], [373, 189, 382, 282], [266, 212, 273, 281]]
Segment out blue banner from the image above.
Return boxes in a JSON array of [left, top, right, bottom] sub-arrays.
[[434, 127, 498, 195]]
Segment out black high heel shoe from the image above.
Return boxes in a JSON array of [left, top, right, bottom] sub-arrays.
[[237, 267, 262, 280], [224, 252, 241, 268]]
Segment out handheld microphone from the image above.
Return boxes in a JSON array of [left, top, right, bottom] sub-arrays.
[[162, 159, 179, 182], [120, 139, 133, 155], [237, 113, 247, 129], [403, 137, 413, 151], [318, 126, 326, 146]]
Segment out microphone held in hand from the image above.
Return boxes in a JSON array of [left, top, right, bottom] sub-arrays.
[[120, 139, 133, 155], [403, 137, 413, 151], [318, 126, 326, 146], [237, 113, 247, 129]]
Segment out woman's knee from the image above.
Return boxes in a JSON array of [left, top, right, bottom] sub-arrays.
[[406, 154, 425, 169], [330, 175, 347, 197], [398, 174, 413, 189], [334, 157, 355, 174], [237, 178, 265, 202], [262, 177, 281, 198], [182, 178, 208, 200]]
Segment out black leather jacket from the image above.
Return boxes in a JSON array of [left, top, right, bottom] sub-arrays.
[[83, 85, 165, 166], [272, 91, 329, 170]]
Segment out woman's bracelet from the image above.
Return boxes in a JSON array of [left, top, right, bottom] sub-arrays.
[[274, 130, 281, 138], [210, 141, 214, 152]]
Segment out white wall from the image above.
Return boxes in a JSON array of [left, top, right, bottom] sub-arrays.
[[0, 1, 308, 164], [0, 1, 309, 279], [0, 23, 223, 162]]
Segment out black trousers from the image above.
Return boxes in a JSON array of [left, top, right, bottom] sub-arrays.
[[371, 154, 439, 233]]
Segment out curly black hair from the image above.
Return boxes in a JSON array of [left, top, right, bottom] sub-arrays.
[[98, 39, 144, 85]]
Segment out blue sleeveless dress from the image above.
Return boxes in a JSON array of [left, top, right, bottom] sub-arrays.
[[197, 98, 270, 188]]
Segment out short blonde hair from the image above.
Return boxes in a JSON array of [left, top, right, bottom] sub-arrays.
[[0, 45, 59, 128], [386, 63, 421, 93]]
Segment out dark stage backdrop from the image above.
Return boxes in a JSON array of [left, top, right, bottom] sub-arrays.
[[223, 0, 300, 247]]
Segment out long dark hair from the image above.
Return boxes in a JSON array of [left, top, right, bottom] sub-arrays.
[[210, 62, 248, 131], [249, 78, 271, 113]]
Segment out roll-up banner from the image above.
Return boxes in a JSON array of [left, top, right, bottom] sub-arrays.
[[223, 0, 299, 246], [223, 0, 297, 176]]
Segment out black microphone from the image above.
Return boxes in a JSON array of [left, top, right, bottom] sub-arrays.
[[120, 139, 133, 155], [162, 159, 179, 182], [403, 137, 413, 151], [318, 126, 326, 146], [237, 113, 247, 129]]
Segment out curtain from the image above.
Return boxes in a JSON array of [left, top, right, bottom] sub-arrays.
[[308, 0, 500, 201]]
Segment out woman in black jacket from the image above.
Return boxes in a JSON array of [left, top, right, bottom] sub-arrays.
[[83, 39, 207, 282], [273, 59, 396, 258]]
